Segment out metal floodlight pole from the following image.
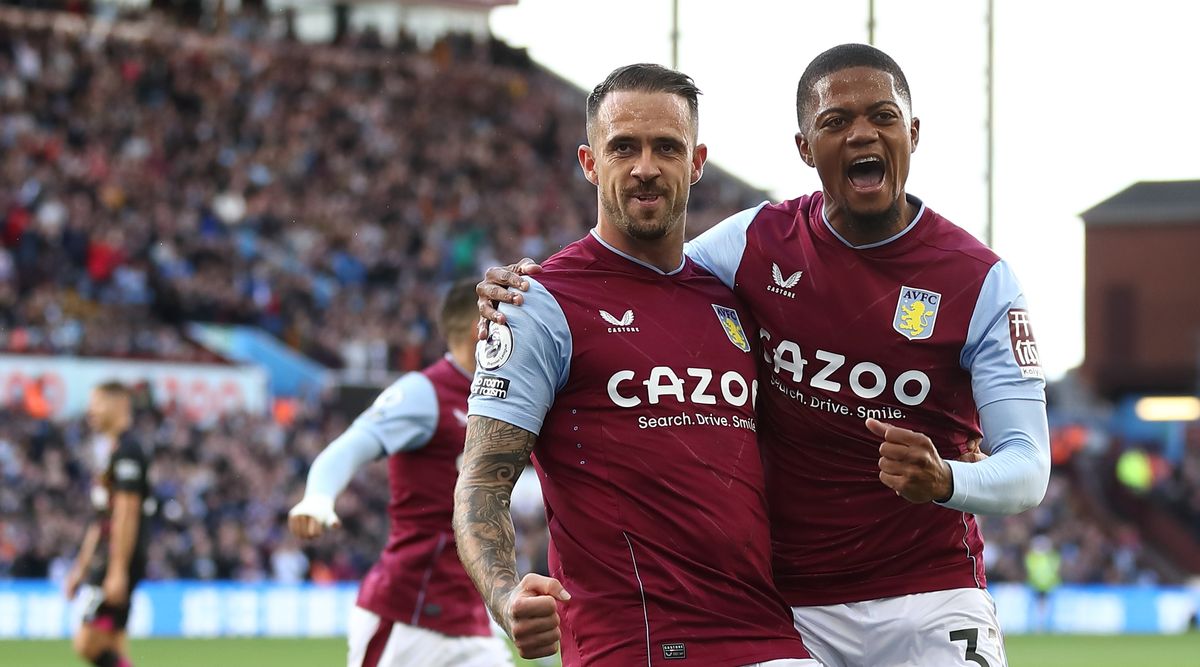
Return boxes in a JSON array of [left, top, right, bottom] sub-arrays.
[[671, 0, 680, 69], [868, 0, 876, 45], [985, 0, 995, 247]]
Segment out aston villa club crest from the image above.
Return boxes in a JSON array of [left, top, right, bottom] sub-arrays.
[[712, 304, 751, 352], [893, 286, 940, 341]]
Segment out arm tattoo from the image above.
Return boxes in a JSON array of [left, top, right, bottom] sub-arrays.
[[453, 416, 537, 635]]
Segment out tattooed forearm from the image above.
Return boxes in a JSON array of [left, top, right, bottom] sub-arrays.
[[453, 415, 537, 634]]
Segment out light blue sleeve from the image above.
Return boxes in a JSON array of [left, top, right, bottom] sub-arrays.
[[943, 261, 1051, 514], [468, 277, 572, 435], [302, 428, 386, 499], [960, 260, 1047, 407], [683, 202, 766, 290], [940, 398, 1051, 515], [350, 372, 440, 455], [301, 373, 439, 499]]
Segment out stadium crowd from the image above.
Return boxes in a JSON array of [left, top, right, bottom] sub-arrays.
[[0, 395, 1170, 589], [1150, 427, 1200, 538], [0, 7, 760, 376], [0, 6, 1188, 594], [0, 397, 551, 586]]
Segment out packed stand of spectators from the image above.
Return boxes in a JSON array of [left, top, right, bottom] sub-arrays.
[[0, 6, 764, 375], [1110, 424, 1200, 544], [979, 474, 1159, 586], [0, 392, 1173, 589], [978, 416, 1166, 587], [1160, 428, 1200, 538], [0, 394, 546, 585]]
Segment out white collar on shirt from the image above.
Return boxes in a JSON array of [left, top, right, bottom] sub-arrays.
[[820, 197, 928, 250], [589, 229, 686, 276]]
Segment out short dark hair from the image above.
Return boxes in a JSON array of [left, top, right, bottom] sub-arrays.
[[795, 43, 911, 130], [586, 63, 701, 139], [95, 380, 131, 398], [439, 278, 482, 345]]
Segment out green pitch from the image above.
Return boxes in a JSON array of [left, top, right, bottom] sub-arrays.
[[3, 634, 1200, 666], [0, 638, 551, 667]]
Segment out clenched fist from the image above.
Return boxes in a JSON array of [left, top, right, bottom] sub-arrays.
[[867, 418, 955, 504], [502, 573, 571, 659]]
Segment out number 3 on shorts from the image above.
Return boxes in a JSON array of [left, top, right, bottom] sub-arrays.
[[949, 628, 991, 667]]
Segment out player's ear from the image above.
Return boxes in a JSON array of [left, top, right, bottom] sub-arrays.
[[578, 144, 598, 186], [690, 143, 707, 184], [796, 132, 815, 168], [910, 117, 920, 153]]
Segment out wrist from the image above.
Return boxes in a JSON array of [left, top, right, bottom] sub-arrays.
[[292, 494, 335, 513], [490, 583, 518, 634], [935, 462, 954, 503]]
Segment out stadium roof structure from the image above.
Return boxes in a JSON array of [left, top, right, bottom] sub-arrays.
[[1080, 180, 1200, 227]]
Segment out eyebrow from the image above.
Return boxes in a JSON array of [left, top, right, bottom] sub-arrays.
[[605, 134, 687, 148], [817, 100, 902, 117]]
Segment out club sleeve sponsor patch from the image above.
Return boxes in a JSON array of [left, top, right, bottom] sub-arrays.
[[471, 374, 510, 399], [476, 321, 513, 371], [1007, 308, 1043, 379]]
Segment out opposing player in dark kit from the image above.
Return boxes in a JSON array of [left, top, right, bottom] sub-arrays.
[[66, 382, 151, 667]]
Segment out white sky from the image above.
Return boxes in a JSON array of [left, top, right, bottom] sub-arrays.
[[489, 0, 1200, 381]]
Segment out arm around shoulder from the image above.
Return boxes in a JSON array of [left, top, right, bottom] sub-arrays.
[[683, 202, 765, 289]]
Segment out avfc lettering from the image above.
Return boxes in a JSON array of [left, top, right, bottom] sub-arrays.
[[894, 286, 941, 341]]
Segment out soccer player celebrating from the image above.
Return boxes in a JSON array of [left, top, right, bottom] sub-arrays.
[[480, 45, 1050, 667], [453, 64, 815, 667], [288, 279, 512, 667], [65, 382, 151, 667]]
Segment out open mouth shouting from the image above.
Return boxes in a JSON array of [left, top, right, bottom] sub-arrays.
[[847, 155, 886, 193]]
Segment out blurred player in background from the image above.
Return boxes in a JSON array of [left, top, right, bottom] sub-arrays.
[[65, 381, 150, 667], [479, 44, 1049, 667], [288, 279, 512, 667], [455, 64, 814, 666]]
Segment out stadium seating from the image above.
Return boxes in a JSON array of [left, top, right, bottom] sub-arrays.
[[0, 6, 762, 376]]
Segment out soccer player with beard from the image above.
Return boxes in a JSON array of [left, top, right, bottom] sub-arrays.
[[288, 280, 512, 667], [480, 45, 1049, 667], [454, 64, 814, 666], [65, 382, 150, 667]]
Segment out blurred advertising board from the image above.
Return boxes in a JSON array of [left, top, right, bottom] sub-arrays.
[[0, 354, 268, 423], [1, 581, 1197, 638]]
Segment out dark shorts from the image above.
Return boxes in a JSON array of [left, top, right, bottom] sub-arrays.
[[81, 585, 132, 632]]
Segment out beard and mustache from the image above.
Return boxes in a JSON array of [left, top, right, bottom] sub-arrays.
[[845, 199, 903, 236], [599, 184, 688, 241]]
